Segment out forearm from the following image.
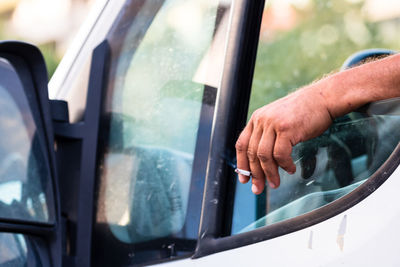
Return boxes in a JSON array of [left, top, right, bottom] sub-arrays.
[[236, 53, 400, 193], [317, 54, 400, 118]]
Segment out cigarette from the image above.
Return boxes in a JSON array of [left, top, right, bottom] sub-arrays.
[[235, 168, 252, 177]]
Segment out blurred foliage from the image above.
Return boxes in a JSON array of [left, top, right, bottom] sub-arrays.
[[0, 14, 60, 79], [37, 43, 60, 79], [249, 0, 400, 117]]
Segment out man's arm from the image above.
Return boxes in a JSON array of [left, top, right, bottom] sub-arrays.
[[236, 53, 400, 195]]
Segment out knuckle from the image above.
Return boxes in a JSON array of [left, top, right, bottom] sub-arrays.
[[264, 172, 277, 183], [292, 133, 302, 144], [276, 121, 290, 132], [251, 108, 261, 118], [273, 151, 288, 163], [251, 109, 265, 125], [235, 140, 247, 152], [251, 173, 263, 181], [257, 151, 270, 163], [247, 149, 258, 162], [265, 169, 278, 179]]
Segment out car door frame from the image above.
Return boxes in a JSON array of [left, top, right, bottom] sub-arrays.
[[193, 0, 266, 258], [193, 0, 400, 259]]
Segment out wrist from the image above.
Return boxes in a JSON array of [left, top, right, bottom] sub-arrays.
[[321, 54, 400, 118], [318, 70, 372, 119]]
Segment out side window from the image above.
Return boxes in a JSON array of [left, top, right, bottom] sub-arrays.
[[0, 233, 42, 267], [232, 0, 400, 234], [93, 0, 231, 265], [0, 233, 28, 266]]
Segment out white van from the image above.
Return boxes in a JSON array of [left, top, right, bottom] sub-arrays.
[[0, 0, 400, 266]]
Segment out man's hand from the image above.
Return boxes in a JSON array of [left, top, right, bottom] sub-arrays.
[[235, 84, 333, 194], [236, 53, 400, 195]]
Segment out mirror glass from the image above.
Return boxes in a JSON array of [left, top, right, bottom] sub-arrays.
[[0, 58, 53, 223]]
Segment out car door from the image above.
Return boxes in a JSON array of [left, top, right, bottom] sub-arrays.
[[49, 0, 234, 266], [158, 0, 400, 266], [0, 41, 62, 267], [46, 0, 400, 266]]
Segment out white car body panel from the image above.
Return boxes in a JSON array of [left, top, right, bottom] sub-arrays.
[[49, 0, 125, 121], [158, 166, 400, 267]]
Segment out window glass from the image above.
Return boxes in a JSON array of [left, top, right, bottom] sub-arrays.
[[0, 233, 42, 267], [93, 0, 231, 265], [0, 60, 53, 223], [232, 0, 400, 234]]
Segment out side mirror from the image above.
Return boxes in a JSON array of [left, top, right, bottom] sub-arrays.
[[0, 41, 58, 228]]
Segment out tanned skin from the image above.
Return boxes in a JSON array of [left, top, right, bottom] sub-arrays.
[[235, 54, 400, 194]]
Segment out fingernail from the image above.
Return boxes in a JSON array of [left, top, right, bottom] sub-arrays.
[[239, 176, 247, 183], [252, 184, 259, 194], [268, 181, 276, 189]]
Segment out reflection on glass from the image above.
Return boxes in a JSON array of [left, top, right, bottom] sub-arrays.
[[232, 0, 400, 234], [0, 75, 51, 223], [0, 232, 42, 266], [0, 233, 27, 266], [96, 0, 231, 248], [240, 111, 400, 232]]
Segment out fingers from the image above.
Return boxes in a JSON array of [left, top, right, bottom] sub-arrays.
[[235, 122, 252, 184], [257, 129, 280, 189], [235, 120, 297, 194], [247, 127, 265, 195], [273, 134, 296, 174]]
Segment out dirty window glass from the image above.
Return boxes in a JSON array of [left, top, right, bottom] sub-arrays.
[[232, 0, 400, 234], [0, 233, 42, 267], [93, 0, 231, 265], [0, 60, 53, 223]]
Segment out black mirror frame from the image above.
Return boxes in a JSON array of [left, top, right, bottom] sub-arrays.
[[0, 41, 62, 266]]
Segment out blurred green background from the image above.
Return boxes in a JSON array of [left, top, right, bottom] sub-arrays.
[[1, 0, 399, 99], [0, 0, 93, 78], [249, 0, 400, 116]]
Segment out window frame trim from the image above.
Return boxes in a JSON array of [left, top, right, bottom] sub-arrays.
[[194, 0, 266, 258]]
